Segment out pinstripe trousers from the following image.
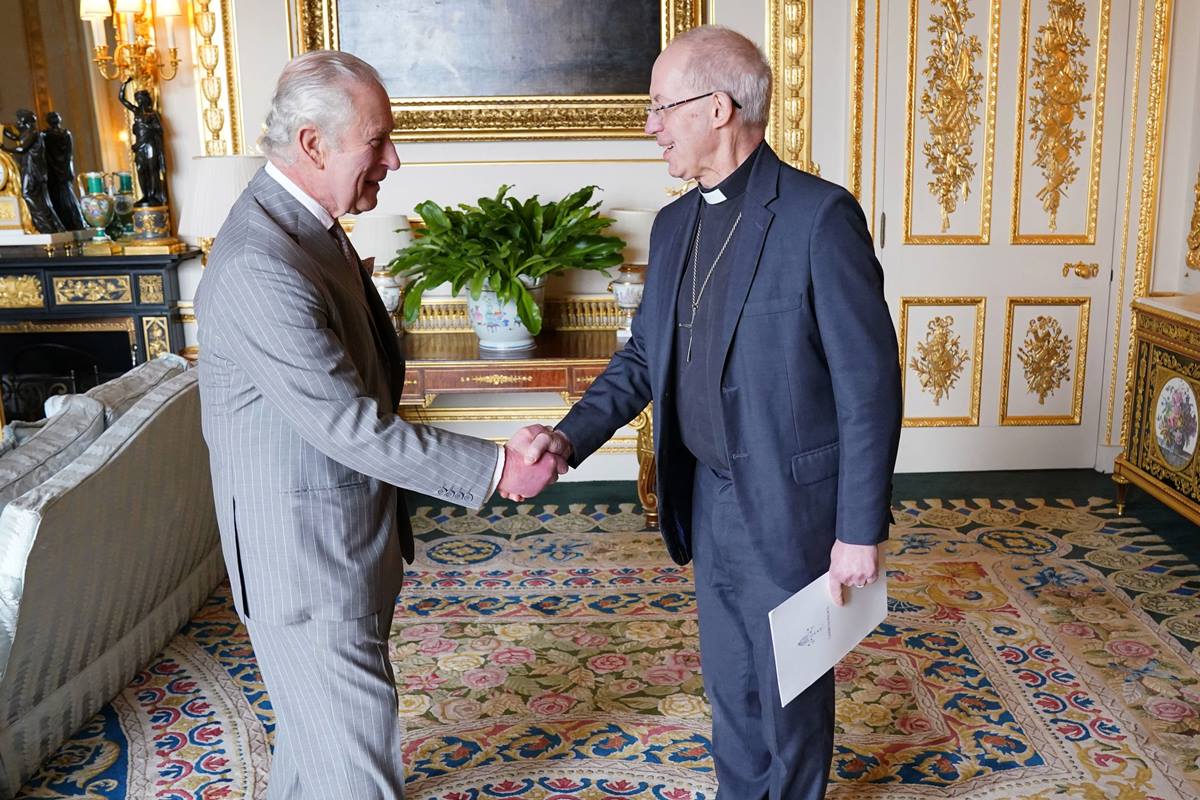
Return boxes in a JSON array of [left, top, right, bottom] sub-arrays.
[[245, 601, 405, 799]]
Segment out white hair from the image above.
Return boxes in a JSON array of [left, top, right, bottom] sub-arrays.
[[671, 25, 773, 129], [259, 50, 384, 162]]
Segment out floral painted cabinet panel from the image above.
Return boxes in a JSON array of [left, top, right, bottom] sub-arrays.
[[1114, 295, 1200, 524]]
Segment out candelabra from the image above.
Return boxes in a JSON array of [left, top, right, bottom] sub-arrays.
[[81, 0, 181, 86], [80, 0, 185, 253]]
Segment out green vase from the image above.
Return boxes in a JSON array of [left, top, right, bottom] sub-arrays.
[[110, 171, 136, 238], [76, 172, 114, 242]]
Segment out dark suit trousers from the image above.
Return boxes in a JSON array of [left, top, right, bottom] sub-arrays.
[[692, 465, 835, 799]]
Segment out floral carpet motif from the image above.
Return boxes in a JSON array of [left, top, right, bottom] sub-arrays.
[[16, 496, 1200, 799]]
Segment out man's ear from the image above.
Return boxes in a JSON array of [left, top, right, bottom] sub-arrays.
[[711, 93, 736, 129], [296, 125, 324, 169]]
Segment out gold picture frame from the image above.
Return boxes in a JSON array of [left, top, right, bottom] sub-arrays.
[[290, 0, 705, 141]]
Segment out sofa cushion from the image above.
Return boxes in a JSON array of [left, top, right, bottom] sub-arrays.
[[0, 395, 106, 515], [86, 353, 189, 426]]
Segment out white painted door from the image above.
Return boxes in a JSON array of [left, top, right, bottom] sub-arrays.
[[876, 0, 1130, 471]]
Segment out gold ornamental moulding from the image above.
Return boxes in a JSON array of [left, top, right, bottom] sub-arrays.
[[142, 316, 171, 360], [0, 275, 45, 309], [1011, 0, 1110, 244], [52, 276, 133, 305], [1119, 0, 1175, 451], [999, 296, 1089, 426], [291, 0, 704, 142], [1187, 164, 1200, 269], [405, 296, 623, 335], [191, 0, 243, 155], [903, 0, 1001, 244], [139, 274, 165, 304], [898, 296, 985, 427], [767, 0, 816, 173]]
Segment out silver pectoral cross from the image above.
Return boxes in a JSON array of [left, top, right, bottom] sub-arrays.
[[678, 318, 695, 363]]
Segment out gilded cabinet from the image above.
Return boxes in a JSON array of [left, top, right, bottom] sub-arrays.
[[1114, 295, 1200, 523]]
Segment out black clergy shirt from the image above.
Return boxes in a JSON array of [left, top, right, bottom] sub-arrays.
[[672, 142, 763, 472]]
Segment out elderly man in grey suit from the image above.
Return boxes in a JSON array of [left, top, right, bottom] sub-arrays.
[[195, 51, 562, 799]]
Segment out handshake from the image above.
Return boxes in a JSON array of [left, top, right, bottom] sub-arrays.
[[495, 424, 575, 502]]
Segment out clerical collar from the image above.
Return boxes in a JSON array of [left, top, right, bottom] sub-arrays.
[[698, 142, 762, 205]]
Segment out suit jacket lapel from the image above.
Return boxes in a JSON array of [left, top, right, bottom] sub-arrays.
[[652, 192, 701, 398], [250, 170, 371, 316], [706, 146, 780, 398]]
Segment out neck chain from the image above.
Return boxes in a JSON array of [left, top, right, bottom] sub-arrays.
[[679, 210, 742, 363]]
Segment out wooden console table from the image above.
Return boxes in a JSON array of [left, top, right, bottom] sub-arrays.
[[399, 330, 657, 527], [1114, 294, 1200, 523]]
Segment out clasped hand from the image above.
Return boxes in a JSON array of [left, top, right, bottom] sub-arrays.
[[497, 424, 574, 501]]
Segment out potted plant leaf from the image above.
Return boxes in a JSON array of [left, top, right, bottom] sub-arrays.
[[389, 184, 625, 350]]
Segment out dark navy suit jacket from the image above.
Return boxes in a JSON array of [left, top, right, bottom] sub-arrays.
[[557, 144, 902, 589]]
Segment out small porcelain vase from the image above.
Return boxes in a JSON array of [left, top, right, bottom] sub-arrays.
[[608, 264, 647, 340], [76, 172, 114, 242]]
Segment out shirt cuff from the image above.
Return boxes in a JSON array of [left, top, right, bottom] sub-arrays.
[[485, 443, 506, 498]]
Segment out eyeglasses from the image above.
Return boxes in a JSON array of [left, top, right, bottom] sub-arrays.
[[644, 91, 742, 120]]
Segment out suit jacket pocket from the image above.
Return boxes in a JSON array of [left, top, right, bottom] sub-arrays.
[[791, 441, 840, 485], [743, 293, 804, 317]]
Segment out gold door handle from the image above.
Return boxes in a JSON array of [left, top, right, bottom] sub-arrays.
[[1063, 261, 1100, 279]]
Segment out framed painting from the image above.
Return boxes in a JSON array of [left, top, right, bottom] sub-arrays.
[[291, 0, 705, 141]]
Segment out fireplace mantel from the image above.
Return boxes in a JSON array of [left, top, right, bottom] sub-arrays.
[[0, 251, 196, 421]]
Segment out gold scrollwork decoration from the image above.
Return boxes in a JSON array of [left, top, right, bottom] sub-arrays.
[[460, 374, 535, 387], [1028, 0, 1092, 232], [1187, 165, 1200, 269], [768, 0, 816, 173], [899, 296, 984, 426], [919, 0, 984, 232], [1019, 315, 1074, 403], [0, 275, 44, 308], [138, 274, 165, 304], [910, 315, 969, 404], [141, 316, 170, 360], [904, 0, 999, 244], [1001, 296, 1089, 425], [52, 276, 133, 305], [293, 0, 703, 141]]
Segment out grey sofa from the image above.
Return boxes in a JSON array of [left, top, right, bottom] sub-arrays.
[[0, 364, 223, 797]]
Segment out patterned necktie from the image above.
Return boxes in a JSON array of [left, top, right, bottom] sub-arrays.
[[329, 221, 364, 275]]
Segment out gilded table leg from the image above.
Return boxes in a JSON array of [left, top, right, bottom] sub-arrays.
[[1112, 473, 1130, 516], [630, 406, 658, 529]]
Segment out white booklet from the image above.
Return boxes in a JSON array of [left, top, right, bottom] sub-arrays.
[[768, 571, 888, 706]]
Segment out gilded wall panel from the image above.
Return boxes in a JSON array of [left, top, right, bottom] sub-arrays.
[[1001, 296, 1090, 425], [1011, 0, 1110, 244], [899, 297, 985, 426], [767, 0, 815, 172], [190, 0, 243, 155], [903, 0, 1001, 244]]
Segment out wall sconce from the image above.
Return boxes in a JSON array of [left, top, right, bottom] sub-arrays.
[[81, 0, 181, 86]]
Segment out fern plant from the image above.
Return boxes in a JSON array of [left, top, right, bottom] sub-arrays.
[[388, 185, 625, 335]]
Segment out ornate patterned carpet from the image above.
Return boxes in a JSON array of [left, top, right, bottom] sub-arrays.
[[16, 482, 1200, 799]]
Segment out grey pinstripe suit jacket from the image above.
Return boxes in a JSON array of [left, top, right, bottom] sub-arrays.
[[195, 169, 498, 624]]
